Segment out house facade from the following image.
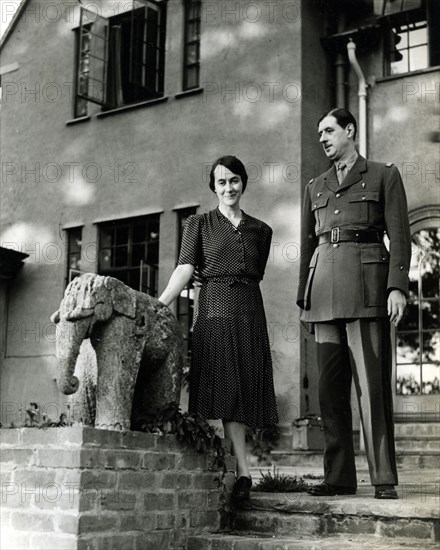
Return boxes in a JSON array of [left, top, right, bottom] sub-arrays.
[[0, 0, 438, 430]]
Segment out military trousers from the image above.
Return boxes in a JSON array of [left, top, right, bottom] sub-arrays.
[[315, 318, 398, 488]]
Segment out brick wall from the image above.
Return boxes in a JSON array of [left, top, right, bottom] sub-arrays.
[[0, 427, 236, 550]]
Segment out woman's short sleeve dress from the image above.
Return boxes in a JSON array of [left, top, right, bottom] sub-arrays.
[[178, 207, 278, 428]]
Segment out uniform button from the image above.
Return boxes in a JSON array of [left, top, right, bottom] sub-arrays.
[[313, 203, 317, 208], [317, 192, 322, 197], [334, 209, 340, 214], [333, 243, 339, 248], [335, 193, 341, 198], [382, 257, 387, 261], [362, 196, 366, 200], [400, 266, 404, 270], [362, 182, 366, 188]]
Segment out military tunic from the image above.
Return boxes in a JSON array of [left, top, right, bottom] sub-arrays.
[[296, 155, 411, 488], [297, 156, 411, 322]]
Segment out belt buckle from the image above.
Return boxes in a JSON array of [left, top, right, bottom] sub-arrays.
[[331, 227, 340, 243]]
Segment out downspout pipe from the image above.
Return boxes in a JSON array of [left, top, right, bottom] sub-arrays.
[[347, 39, 367, 158]]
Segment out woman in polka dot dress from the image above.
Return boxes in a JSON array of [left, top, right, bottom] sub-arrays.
[[159, 156, 278, 499]]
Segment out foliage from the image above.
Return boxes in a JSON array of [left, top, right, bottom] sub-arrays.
[[1, 402, 73, 429], [253, 468, 309, 493], [136, 401, 227, 472], [246, 424, 280, 464], [136, 401, 233, 528]]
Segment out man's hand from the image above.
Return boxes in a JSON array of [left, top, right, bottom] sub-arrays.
[[387, 289, 407, 326]]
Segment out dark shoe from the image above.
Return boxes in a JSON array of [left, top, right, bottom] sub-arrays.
[[307, 482, 356, 496], [232, 476, 252, 500], [374, 485, 398, 499]]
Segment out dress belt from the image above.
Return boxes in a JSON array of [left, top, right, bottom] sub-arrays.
[[318, 228, 383, 245], [203, 275, 258, 287]]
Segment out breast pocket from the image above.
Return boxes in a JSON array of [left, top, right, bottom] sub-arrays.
[[311, 196, 329, 231], [361, 247, 389, 307], [348, 191, 380, 222]]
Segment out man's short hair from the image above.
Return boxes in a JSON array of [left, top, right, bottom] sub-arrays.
[[318, 108, 358, 140]]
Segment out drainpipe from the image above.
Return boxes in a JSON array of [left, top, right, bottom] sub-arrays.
[[347, 39, 367, 158], [335, 13, 347, 108]]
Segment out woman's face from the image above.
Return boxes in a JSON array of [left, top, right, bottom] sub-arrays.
[[213, 164, 243, 208]]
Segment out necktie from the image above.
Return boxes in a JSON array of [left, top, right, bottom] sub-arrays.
[[336, 161, 347, 185]]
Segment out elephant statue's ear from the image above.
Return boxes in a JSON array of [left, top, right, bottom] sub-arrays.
[[104, 277, 136, 319]]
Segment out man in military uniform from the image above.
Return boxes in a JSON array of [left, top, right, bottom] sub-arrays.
[[297, 108, 411, 499]]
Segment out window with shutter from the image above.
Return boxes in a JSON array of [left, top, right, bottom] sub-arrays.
[[74, 0, 166, 111]]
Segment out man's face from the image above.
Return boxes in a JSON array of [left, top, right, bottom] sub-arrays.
[[318, 115, 353, 162]]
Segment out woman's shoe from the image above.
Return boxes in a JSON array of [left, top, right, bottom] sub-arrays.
[[232, 476, 252, 500]]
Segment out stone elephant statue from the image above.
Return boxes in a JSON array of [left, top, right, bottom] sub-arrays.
[[51, 273, 183, 430]]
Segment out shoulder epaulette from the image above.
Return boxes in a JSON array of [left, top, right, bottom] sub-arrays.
[[386, 162, 394, 167], [308, 178, 314, 184]]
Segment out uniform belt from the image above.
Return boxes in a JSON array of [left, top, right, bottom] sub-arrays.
[[318, 228, 383, 245]]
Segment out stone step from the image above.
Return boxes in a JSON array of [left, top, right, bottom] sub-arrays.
[[395, 435, 440, 451], [271, 450, 440, 470], [395, 422, 440, 437], [187, 533, 439, 549], [230, 487, 439, 542]]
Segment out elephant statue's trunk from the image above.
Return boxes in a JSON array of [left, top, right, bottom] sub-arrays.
[[55, 317, 92, 395]]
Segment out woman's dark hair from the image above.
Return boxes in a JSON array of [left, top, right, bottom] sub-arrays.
[[318, 108, 358, 140], [209, 155, 248, 193]]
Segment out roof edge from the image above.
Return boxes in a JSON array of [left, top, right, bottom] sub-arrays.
[[0, 0, 31, 52]]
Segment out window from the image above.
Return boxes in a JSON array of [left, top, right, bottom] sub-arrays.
[[382, 0, 440, 75], [374, 0, 422, 17], [98, 215, 160, 296], [183, 0, 201, 91], [66, 227, 83, 284], [176, 208, 197, 359], [75, 1, 166, 111], [395, 227, 440, 395], [387, 20, 428, 74], [74, 27, 90, 117]]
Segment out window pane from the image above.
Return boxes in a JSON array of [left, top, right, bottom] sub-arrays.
[[179, 295, 190, 315], [115, 226, 129, 245], [396, 332, 420, 363], [133, 222, 147, 243], [114, 246, 128, 267], [129, 269, 141, 292], [422, 330, 440, 363], [100, 228, 113, 248], [422, 301, 439, 330], [399, 301, 419, 331], [422, 364, 440, 395], [187, 0, 201, 20], [391, 49, 408, 74], [99, 248, 112, 270], [69, 254, 81, 270], [69, 231, 82, 253], [409, 26, 427, 47], [148, 218, 160, 240], [186, 43, 198, 65], [187, 21, 200, 42], [396, 364, 421, 395], [409, 45, 428, 71], [397, 29, 408, 49], [147, 241, 159, 265], [421, 257, 440, 299], [185, 66, 199, 90], [132, 243, 146, 266]]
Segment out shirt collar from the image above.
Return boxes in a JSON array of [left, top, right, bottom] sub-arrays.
[[336, 151, 358, 172]]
